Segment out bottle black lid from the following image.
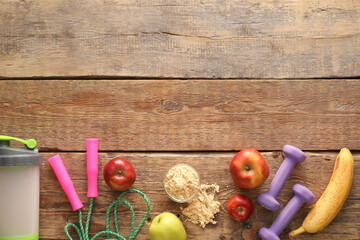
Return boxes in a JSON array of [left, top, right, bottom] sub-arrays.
[[0, 137, 42, 166]]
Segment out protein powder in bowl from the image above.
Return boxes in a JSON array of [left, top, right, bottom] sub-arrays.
[[164, 164, 201, 203]]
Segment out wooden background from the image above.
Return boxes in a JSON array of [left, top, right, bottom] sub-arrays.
[[1, 0, 359, 239]]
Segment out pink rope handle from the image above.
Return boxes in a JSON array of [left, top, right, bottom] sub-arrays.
[[49, 154, 83, 211], [87, 139, 98, 198]]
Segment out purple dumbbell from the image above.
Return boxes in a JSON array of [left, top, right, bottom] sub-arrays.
[[257, 145, 306, 211], [259, 184, 315, 240]]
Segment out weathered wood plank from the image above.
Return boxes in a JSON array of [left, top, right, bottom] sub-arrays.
[[0, 0, 359, 78], [1, 80, 360, 151], [39, 152, 360, 239]]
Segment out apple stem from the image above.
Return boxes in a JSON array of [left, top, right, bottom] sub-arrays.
[[238, 207, 245, 215]]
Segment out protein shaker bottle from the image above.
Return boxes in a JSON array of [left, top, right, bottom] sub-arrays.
[[0, 136, 41, 240]]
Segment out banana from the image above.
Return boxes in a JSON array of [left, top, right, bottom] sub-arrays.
[[289, 148, 354, 237]]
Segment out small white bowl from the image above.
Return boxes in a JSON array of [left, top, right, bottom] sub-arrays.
[[163, 164, 201, 203]]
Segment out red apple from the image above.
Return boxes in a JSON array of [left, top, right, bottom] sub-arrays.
[[227, 194, 253, 221], [230, 148, 269, 189], [103, 158, 136, 191]]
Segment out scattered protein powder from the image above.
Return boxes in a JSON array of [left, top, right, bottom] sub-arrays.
[[181, 184, 221, 228], [164, 164, 200, 202]]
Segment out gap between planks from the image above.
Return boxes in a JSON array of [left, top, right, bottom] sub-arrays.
[[1, 77, 360, 80]]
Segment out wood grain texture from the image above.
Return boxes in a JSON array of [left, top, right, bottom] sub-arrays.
[[0, 0, 359, 78], [1, 80, 360, 151], [40, 151, 360, 240]]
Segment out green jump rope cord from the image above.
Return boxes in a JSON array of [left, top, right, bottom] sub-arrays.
[[64, 189, 151, 240]]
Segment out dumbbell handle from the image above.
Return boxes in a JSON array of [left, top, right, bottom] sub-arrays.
[[270, 195, 303, 235], [267, 159, 296, 198]]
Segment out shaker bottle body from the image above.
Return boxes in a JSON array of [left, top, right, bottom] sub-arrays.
[[0, 165, 40, 240], [0, 137, 41, 240]]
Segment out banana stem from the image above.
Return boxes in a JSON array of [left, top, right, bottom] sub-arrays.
[[289, 227, 305, 238]]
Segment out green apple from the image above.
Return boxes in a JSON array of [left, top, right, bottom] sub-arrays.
[[149, 212, 187, 240]]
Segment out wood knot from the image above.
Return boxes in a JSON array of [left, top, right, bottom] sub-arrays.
[[157, 100, 183, 113], [272, 151, 282, 159]]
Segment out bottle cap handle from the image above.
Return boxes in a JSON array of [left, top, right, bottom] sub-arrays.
[[0, 135, 37, 149]]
